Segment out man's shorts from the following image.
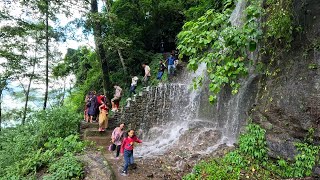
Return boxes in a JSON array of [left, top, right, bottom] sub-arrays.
[[111, 96, 121, 102]]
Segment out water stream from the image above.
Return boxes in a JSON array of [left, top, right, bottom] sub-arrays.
[[135, 0, 258, 159]]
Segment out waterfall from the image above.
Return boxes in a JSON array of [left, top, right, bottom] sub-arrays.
[[229, 0, 247, 27], [132, 0, 259, 159]]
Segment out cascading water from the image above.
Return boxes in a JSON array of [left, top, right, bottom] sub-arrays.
[[133, 0, 259, 160]]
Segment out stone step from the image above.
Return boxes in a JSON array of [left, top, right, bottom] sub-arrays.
[[80, 122, 99, 129], [84, 128, 110, 137], [84, 136, 111, 147]]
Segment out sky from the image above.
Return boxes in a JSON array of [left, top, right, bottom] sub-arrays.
[[0, 1, 99, 112]]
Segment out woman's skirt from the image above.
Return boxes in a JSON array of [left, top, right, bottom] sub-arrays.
[[99, 110, 108, 128]]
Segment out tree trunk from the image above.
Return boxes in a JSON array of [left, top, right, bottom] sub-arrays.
[[43, 0, 49, 110], [22, 59, 36, 124], [91, 0, 111, 99], [117, 49, 127, 74], [60, 76, 66, 106]]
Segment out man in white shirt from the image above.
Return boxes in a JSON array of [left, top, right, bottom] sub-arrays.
[[111, 85, 122, 112], [130, 76, 139, 96], [142, 63, 151, 87]]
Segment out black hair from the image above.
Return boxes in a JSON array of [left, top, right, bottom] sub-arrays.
[[125, 129, 136, 138]]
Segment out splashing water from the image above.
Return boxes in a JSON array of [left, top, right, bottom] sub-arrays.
[[135, 1, 257, 159]]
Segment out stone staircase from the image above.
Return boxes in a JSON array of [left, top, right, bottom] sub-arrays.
[[80, 121, 139, 180], [80, 121, 112, 148]]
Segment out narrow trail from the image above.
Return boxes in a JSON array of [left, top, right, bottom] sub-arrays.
[[81, 121, 159, 180]]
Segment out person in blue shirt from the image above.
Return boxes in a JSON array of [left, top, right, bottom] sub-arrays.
[[166, 54, 176, 76]]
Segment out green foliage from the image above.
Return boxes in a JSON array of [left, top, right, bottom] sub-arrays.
[[43, 154, 84, 180], [0, 108, 85, 179], [183, 159, 240, 180], [261, 0, 294, 69], [273, 128, 320, 178], [177, 0, 262, 103], [264, 0, 293, 44], [238, 124, 268, 162], [180, 0, 229, 21], [148, 53, 168, 85], [184, 124, 320, 179]]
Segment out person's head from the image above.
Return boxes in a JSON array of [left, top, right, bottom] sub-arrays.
[[119, 123, 125, 130], [142, 63, 146, 68], [92, 91, 96, 95], [127, 129, 135, 138], [159, 60, 163, 64]]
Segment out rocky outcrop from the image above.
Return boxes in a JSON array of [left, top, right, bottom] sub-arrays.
[[251, 0, 320, 159]]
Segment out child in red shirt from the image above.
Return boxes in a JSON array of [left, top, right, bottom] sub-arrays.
[[120, 129, 142, 176]]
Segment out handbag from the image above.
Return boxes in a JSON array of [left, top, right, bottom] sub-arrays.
[[108, 143, 116, 151]]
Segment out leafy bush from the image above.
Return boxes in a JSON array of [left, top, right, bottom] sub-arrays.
[[184, 123, 320, 179], [0, 108, 85, 179], [238, 124, 268, 162], [183, 159, 240, 180], [43, 154, 84, 180]]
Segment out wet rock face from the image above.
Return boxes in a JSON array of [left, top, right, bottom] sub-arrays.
[[113, 84, 194, 132], [252, 0, 320, 159], [294, 0, 320, 39]]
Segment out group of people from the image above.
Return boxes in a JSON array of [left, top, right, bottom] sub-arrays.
[[84, 85, 123, 131], [141, 52, 179, 87], [110, 123, 142, 176], [128, 53, 178, 96], [82, 52, 179, 176]]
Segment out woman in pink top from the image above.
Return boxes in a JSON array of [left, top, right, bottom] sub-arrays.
[[111, 123, 125, 159], [120, 129, 142, 176]]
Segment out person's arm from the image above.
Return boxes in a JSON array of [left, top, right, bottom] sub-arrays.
[[111, 128, 116, 142], [134, 137, 142, 143], [144, 68, 147, 77], [99, 104, 103, 112], [146, 67, 151, 76], [120, 138, 126, 154]]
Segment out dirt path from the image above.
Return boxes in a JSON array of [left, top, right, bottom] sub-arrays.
[[81, 122, 162, 179], [80, 121, 216, 179]]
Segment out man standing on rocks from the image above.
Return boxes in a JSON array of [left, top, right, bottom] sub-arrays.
[[111, 85, 122, 112], [142, 63, 151, 87], [130, 75, 139, 96], [157, 60, 166, 81], [166, 53, 176, 78]]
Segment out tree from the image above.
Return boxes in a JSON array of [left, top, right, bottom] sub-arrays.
[[20, 0, 81, 110], [43, 0, 50, 110], [89, 0, 111, 98], [0, 9, 31, 128], [19, 32, 41, 124]]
